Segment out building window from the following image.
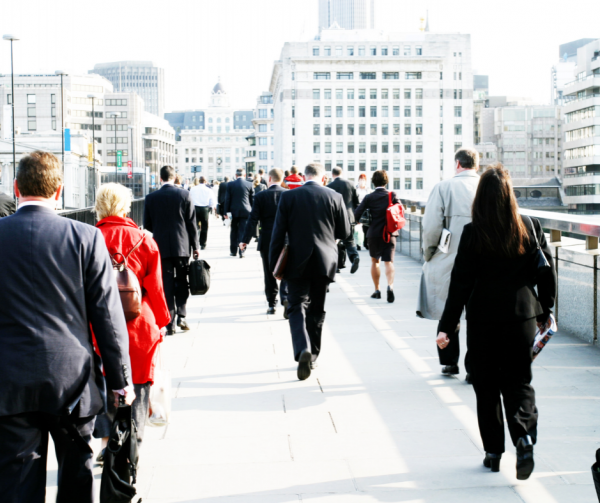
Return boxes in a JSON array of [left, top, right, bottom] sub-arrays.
[[313, 89, 320, 99], [259, 124, 267, 132], [336, 124, 343, 135], [416, 124, 423, 135], [347, 106, 355, 117], [416, 46, 422, 55], [27, 94, 36, 104], [359, 124, 366, 135], [348, 160, 355, 171], [359, 106, 366, 117], [393, 89, 400, 99], [405, 160, 412, 171], [337, 72, 354, 80], [359, 89, 366, 99], [416, 160, 423, 171], [370, 46, 377, 56], [348, 142, 355, 153], [371, 160, 378, 171], [347, 89, 355, 99], [347, 124, 354, 135], [28, 120, 37, 131], [416, 178, 423, 190], [382, 142, 389, 153], [325, 142, 332, 154], [370, 142, 377, 153], [406, 72, 422, 80], [335, 46, 343, 56], [314, 72, 331, 80], [313, 47, 320, 56], [382, 106, 389, 118], [324, 125, 331, 135], [381, 46, 388, 56], [454, 124, 462, 135], [381, 89, 389, 99], [335, 89, 343, 99], [393, 124, 400, 135], [313, 143, 320, 154], [358, 46, 365, 56], [405, 179, 412, 190], [7, 94, 11, 105], [259, 109, 267, 118], [324, 46, 331, 56], [454, 142, 463, 151], [416, 142, 423, 153], [393, 180, 400, 190], [336, 106, 343, 117], [27, 107, 36, 117], [313, 124, 320, 135], [324, 106, 331, 117], [370, 124, 377, 135], [454, 106, 462, 117], [416, 88, 423, 99], [370, 106, 377, 117], [347, 46, 354, 56], [336, 142, 343, 153], [360, 72, 376, 80], [393, 106, 400, 117], [383, 72, 399, 80], [382, 160, 389, 171], [359, 142, 366, 153], [404, 45, 411, 56], [382, 124, 389, 135], [370, 89, 377, 99], [405, 143, 412, 153], [405, 124, 412, 135], [313, 106, 320, 118], [415, 106, 422, 117], [324, 89, 332, 99]]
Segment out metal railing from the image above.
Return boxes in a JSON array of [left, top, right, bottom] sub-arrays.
[[396, 206, 600, 344], [60, 199, 145, 228]]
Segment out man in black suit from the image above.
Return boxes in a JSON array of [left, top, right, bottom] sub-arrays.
[[217, 175, 229, 225], [328, 166, 360, 274], [270, 163, 350, 380], [144, 165, 200, 335], [0, 165, 16, 217], [258, 168, 268, 187], [240, 168, 288, 316], [224, 168, 254, 258], [0, 151, 132, 503]]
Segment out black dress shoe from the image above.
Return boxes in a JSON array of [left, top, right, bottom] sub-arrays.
[[336, 268, 341, 273], [165, 329, 176, 336], [283, 300, 289, 320], [351, 256, 360, 274], [441, 365, 459, 375], [230, 253, 237, 256], [201, 245, 206, 250], [516, 435, 534, 480], [483, 453, 502, 472], [297, 349, 312, 381], [465, 373, 473, 384], [357, 245, 362, 251], [177, 318, 191, 331], [239, 251, 245, 258], [371, 290, 381, 299], [387, 286, 395, 303], [267, 306, 276, 315]]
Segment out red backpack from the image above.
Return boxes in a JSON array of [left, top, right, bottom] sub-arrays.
[[383, 192, 406, 243]]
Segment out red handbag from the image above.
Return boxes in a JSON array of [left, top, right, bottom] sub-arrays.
[[383, 192, 406, 243]]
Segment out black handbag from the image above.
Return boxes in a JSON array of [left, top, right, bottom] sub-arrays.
[[100, 400, 140, 503], [526, 216, 551, 274], [189, 259, 211, 295], [359, 209, 372, 226], [591, 448, 600, 500]]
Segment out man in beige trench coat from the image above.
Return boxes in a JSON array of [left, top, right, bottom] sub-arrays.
[[416, 148, 480, 380]]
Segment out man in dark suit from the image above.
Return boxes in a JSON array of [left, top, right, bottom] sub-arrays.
[[0, 165, 16, 217], [240, 168, 288, 316], [270, 163, 350, 381], [217, 175, 229, 225], [144, 165, 200, 335], [224, 168, 254, 258], [328, 166, 360, 274], [0, 151, 132, 503]]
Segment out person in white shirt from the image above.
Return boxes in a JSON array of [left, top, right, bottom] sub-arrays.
[[189, 176, 216, 249]]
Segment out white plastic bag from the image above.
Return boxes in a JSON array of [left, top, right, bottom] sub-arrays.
[[147, 343, 171, 427]]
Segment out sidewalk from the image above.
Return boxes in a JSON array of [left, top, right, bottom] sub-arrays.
[[49, 218, 600, 502]]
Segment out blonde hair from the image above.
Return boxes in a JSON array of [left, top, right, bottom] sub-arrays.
[[94, 183, 132, 220]]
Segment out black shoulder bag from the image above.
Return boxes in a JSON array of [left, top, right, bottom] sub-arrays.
[[526, 216, 551, 275]]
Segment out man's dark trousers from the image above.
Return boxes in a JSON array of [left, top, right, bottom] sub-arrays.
[[195, 206, 210, 247], [0, 411, 95, 503], [286, 272, 329, 362], [230, 217, 247, 255], [260, 248, 288, 307], [437, 321, 471, 373], [162, 257, 189, 330], [341, 224, 359, 264]]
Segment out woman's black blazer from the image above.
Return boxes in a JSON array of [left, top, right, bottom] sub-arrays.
[[439, 217, 557, 333]]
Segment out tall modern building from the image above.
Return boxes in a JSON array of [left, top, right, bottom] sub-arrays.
[[551, 39, 597, 106], [319, 0, 375, 31], [269, 29, 473, 199], [245, 92, 275, 175], [472, 74, 489, 144], [90, 61, 165, 117]]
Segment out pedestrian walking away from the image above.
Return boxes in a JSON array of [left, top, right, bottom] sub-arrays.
[[417, 147, 480, 381], [437, 164, 556, 480], [284, 165, 304, 189], [218, 176, 230, 224], [224, 168, 254, 258], [0, 165, 16, 218], [328, 166, 360, 274], [270, 163, 350, 381], [355, 173, 371, 250], [190, 175, 216, 250], [144, 165, 200, 335], [354, 170, 399, 303], [240, 168, 289, 316], [92, 183, 171, 460], [0, 151, 133, 503]]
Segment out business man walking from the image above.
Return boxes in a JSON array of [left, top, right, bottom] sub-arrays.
[[144, 165, 200, 335], [217, 176, 229, 225], [240, 168, 288, 316], [224, 168, 254, 258], [328, 166, 360, 274], [0, 151, 132, 503], [190, 175, 216, 250], [270, 163, 350, 380]]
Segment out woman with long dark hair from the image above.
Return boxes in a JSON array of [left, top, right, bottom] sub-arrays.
[[436, 164, 556, 480]]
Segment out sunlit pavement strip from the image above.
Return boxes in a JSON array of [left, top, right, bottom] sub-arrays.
[[46, 219, 599, 502]]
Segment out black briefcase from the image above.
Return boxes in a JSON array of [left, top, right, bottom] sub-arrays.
[[100, 400, 140, 503], [189, 259, 211, 295], [337, 241, 346, 270], [592, 449, 600, 501]]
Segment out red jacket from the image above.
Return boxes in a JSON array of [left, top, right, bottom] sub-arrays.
[[284, 174, 304, 189], [95, 216, 171, 384]]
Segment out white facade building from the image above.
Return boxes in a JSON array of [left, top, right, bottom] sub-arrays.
[[269, 29, 473, 199], [319, 0, 375, 31], [174, 83, 254, 181], [253, 92, 275, 173]]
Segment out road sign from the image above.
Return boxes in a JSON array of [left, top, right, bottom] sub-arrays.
[[127, 160, 132, 179], [116, 150, 122, 168]]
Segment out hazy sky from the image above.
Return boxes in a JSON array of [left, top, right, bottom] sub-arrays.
[[0, 0, 598, 112]]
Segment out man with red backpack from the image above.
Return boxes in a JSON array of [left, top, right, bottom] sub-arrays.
[[284, 166, 304, 189]]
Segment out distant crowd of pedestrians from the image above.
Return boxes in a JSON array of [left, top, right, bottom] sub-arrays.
[[0, 145, 557, 500]]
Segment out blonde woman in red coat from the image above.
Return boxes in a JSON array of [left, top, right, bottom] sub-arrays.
[[93, 183, 171, 459]]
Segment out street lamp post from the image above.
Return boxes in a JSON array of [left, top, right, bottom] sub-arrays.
[[3, 34, 19, 198], [87, 94, 98, 202], [110, 113, 118, 183], [55, 70, 67, 208]]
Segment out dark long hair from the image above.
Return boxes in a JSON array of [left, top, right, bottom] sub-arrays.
[[471, 164, 529, 258]]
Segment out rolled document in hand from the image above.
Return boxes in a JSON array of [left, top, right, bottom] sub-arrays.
[[532, 314, 557, 360]]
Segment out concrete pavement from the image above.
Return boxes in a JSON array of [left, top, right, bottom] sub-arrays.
[[47, 218, 600, 502]]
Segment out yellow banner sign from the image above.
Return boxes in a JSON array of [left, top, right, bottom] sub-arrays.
[[88, 143, 93, 163]]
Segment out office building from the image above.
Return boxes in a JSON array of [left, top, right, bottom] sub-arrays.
[[253, 92, 275, 173], [561, 39, 600, 213], [166, 82, 254, 181], [319, 0, 375, 31], [90, 61, 165, 117], [552, 39, 597, 106], [269, 29, 473, 199], [472, 74, 489, 144]]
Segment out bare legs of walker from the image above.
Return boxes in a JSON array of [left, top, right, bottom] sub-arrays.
[[370, 258, 395, 302]]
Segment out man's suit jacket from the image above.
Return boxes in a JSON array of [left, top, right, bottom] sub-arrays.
[[224, 177, 254, 218], [0, 193, 16, 218], [0, 206, 130, 417], [328, 177, 360, 224], [218, 181, 228, 205], [270, 182, 350, 282], [144, 184, 199, 259], [354, 188, 400, 239], [242, 184, 286, 252]]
